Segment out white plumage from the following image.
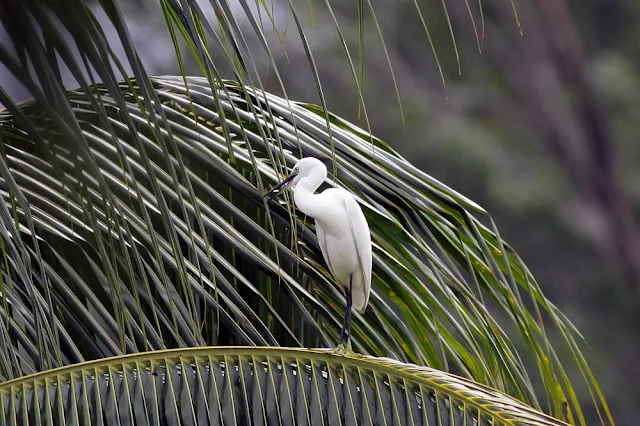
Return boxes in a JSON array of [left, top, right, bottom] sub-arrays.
[[313, 192, 371, 312], [264, 157, 372, 345]]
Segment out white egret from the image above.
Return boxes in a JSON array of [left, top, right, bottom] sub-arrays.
[[264, 157, 372, 346]]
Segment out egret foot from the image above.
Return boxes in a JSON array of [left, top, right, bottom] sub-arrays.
[[334, 340, 352, 354]]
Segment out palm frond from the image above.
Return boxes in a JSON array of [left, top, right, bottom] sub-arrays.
[[0, 0, 613, 424], [0, 347, 570, 425], [0, 77, 609, 424]]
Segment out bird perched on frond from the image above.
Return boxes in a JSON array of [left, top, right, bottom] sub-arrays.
[[264, 157, 372, 348]]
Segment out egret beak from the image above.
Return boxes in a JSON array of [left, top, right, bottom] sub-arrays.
[[263, 169, 298, 200]]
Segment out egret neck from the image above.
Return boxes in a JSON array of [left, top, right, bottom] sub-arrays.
[[292, 165, 327, 219]]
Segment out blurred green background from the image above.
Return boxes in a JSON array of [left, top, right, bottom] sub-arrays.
[[1, 0, 638, 422]]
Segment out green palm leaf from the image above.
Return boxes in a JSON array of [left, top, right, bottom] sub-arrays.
[[0, 77, 610, 424], [0, 0, 612, 424], [0, 347, 569, 425]]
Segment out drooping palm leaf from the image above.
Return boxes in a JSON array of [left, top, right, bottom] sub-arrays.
[[0, 77, 609, 424], [0, 0, 612, 424], [0, 347, 570, 426]]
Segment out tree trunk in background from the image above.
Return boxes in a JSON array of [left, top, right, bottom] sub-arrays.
[[449, 0, 640, 292]]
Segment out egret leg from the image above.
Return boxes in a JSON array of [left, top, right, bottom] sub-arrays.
[[339, 275, 353, 346]]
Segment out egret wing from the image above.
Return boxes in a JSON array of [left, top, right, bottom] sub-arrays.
[[344, 196, 372, 312], [316, 222, 338, 280]]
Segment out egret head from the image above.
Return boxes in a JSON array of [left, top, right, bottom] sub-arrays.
[[263, 157, 327, 200]]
